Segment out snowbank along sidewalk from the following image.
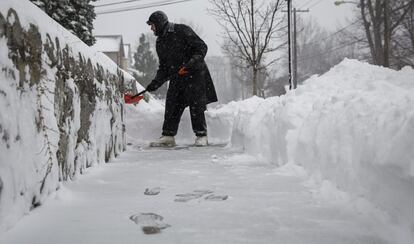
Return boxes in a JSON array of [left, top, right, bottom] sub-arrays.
[[208, 59, 414, 242]]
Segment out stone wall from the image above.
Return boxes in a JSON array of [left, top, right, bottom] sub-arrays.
[[0, 6, 126, 229]]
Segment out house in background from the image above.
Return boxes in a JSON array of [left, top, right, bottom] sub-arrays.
[[93, 35, 131, 70], [123, 43, 133, 69]]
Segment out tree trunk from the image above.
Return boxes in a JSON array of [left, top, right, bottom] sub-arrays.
[[360, 0, 377, 64], [250, 0, 257, 96], [383, 0, 390, 67], [252, 66, 258, 96], [371, 0, 384, 65]]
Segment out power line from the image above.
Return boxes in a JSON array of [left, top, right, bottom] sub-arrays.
[[95, 0, 196, 15], [95, 0, 146, 8], [304, 19, 360, 46], [297, 39, 361, 62]]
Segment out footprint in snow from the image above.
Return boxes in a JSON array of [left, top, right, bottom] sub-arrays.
[[130, 213, 171, 234], [144, 187, 161, 195], [205, 194, 229, 201], [175, 190, 214, 202]]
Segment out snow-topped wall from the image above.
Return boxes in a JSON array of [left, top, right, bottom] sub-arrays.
[[211, 59, 414, 241], [0, 1, 128, 230]]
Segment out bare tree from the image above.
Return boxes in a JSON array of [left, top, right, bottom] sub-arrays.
[[205, 56, 237, 103], [227, 46, 251, 100], [267, 16, 360, 94], [337, 0, 414, 67], [209, 0, 286, 96], [391, 0, 414, 68], [296, 17, 359, 82]]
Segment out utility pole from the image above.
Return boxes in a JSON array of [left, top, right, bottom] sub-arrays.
[[286, 0, 292, 90], [293, 8, 309, 89], [283, 3, 308, 89]]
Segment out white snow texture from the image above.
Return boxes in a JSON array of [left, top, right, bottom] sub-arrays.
[[125, 58, 414, 241], [0, 0, 131, 231], [207, 59, 414, 242], [0, 0, 414, 243]]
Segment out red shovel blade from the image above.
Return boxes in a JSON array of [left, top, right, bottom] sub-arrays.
[[124, 94, 144, 104]]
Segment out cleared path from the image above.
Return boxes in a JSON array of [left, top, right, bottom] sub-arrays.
[[0, 145, 390, 244]]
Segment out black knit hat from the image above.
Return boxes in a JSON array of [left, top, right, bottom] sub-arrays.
[[146, 11, 168, 26]]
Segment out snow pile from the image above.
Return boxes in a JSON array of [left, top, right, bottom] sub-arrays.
[[217, 59, 414, 241], [123, 56, 413, 241], [206, 97, 265, 144], [0, 0, 131, 231], [123, 58, 414, 240]]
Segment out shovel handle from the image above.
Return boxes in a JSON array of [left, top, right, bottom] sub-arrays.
[[130, 89, 147, 99]]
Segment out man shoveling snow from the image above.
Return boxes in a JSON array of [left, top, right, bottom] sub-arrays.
[[143, 11, 218, 148]]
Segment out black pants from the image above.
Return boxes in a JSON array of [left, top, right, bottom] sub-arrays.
[[162, 102, 207, 137]]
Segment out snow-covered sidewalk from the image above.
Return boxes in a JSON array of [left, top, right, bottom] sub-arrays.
[[0, 145, 391, 244]]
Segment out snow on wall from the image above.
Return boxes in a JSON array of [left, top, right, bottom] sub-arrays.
[[214, 59, 414, 241], [0, 0, 129, 231]]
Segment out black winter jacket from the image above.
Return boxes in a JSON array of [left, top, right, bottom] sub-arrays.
[[149, 22, 218, 106]]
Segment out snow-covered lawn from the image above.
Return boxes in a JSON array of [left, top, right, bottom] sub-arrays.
[[0, 145, 393, 244]]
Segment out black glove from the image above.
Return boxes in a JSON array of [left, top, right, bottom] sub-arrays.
[[146, 81, 158, 92]]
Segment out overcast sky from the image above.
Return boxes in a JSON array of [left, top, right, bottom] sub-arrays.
[[93, 0, 355, 57]]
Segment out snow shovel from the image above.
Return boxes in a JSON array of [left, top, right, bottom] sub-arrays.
[[124, 90, 147, 104]]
